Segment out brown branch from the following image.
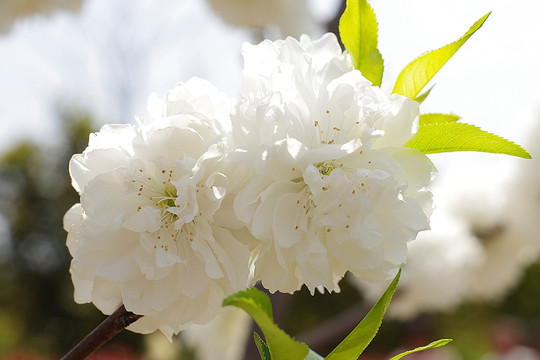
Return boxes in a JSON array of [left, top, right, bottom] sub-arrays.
[[61, 305, 143, 360]]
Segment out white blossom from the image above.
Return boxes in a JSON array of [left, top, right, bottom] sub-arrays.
[[413, 161, 538, 304], [462, 158, 540, 301], [206, 0, 317, 38], [0, 0, 83, 33], [354, 158, 540, 317], [64, 78, 251, 338], [352, 207, 482, 318], [231, 34, 435, 294], [181, 307, 252, 360]]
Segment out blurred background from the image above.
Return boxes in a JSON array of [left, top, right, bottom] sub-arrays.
[[0, 0, 539, 359]]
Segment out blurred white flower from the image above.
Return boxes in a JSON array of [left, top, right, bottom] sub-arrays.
[[464, 136, 540, 301], [353, 207, 482, 318], [354, 156, 540, 317], [206, 0, 317, 38], [64, 78, 251, 338], [145, 332, 179, 360], [232, 34, 435, 294], [182, 307, 252, 360], [0, 0, 83, 33], [425, 160, 538, 303]]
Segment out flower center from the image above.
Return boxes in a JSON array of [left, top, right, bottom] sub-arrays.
[[157, 184, 178, 210], [315, 160, 341, 176], [131, 167, 182, 220], [290, 160, 364, 234]]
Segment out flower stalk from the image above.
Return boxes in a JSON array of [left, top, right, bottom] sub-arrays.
[[61, 305, 143, 360]]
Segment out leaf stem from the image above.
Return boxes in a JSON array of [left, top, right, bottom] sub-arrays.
[[61, 305, 143, 360]]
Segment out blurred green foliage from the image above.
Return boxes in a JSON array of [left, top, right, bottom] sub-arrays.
[[0, 110, 143, 358]]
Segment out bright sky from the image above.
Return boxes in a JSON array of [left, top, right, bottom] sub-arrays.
[[374, 0, 540, 145], [371, 0, 540, 178], [0, 0, 250, 152], [0, 0, 539, 166]]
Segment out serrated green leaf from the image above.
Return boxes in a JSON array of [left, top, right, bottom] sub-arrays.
[[389, 339, 453, 360], [415, 85, 435, 104], [392, 12, 491, 100], [407, 122, 531, 158], [419, 113, 461, 125], [223, 288, 309, 360], [325, 270, 401, 360], [339, 0, 384, 86], [254, 332, 272, 360]]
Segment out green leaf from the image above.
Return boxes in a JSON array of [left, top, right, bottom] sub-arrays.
[[224, 287, 274, 319], [419, 113, 461, 125], [392, 12, 491, 99], [414, 85, 435, 104], [325, 270, 401, 360], [389, 339, 453, 360], [223, 288, 309, 360], [254, 332, 272, 360], [406, 122, 531, 158], [339, 0, 384, 86]]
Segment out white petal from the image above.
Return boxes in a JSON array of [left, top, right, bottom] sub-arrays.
[[272, 192, 302, 248], [63, 203, 82, 232], [123, 206, 162, 233]]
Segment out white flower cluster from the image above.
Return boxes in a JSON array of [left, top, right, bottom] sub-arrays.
[[65, 34, 435, 336], [65, 78, 251, 338], [232, 34, 434, 293], [0, 0, 83, 34]]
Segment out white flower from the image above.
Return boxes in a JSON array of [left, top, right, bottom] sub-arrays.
[[181, 307, 252, 360], [206, 0, 317, 38], [354, 159, 539, 317], [352, 208, 482, 318], [424, 161, 535, 303], [0, 0, 82, 33], [232, 34, 435, 294], [64, 78, 251, 338], [458, 161, 539, 301]]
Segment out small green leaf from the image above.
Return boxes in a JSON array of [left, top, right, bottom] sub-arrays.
[[389, 339, 453, 360], [339, 0, 384, 86], [254, 332, 272, 360], [407, 122, 531, 158], [415, 85, 435, 104], [223, 288, 309, 360], [392, 12, 491, 99], [325, 270, 401, 360], [224, 287, 273, 319], [419, 113, 461, 125]]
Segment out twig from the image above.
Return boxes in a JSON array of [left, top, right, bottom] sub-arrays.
[[61, 305, 143, 360]]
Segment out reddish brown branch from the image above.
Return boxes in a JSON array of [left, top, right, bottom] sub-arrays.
[[61, 305, 143, 360]]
